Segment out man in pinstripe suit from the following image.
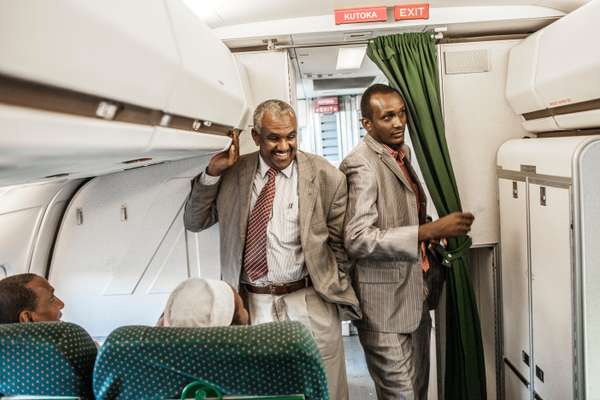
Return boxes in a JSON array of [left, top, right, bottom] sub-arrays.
[[184, 99, 360, 400], [340, 84, 474, 400]]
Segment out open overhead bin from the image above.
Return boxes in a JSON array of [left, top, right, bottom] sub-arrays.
[[0, 0, 251, 186], [505, 0, 600, 133]]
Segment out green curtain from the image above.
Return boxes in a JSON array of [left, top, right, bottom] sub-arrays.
[[367, 33, 486, 400]]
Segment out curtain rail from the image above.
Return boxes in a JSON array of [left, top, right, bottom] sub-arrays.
[[230, 32, 537, 53]]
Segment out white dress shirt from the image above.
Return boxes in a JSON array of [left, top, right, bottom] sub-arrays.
[[200, 156, 306, 285]]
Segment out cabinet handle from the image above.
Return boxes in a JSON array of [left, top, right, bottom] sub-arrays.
[[513, 181, 518, 199], [540, 186, 547, 206], [522, 350, 530, 366], [536, 365, 545, 382]]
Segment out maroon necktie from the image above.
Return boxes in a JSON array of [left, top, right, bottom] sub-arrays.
[[389, 149, 431, 273], [242, 168, 277, 281]]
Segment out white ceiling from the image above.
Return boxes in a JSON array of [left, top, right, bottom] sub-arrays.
[[294, 45, 386, 99], [185, 0, 589, 99], [188, 0, 589, 28]]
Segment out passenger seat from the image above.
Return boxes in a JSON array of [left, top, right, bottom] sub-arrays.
[[93, 321, 328, 400], [0, 321, 97, 399]]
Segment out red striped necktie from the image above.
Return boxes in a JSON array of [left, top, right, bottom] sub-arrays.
[[243, 167, 277, 282]]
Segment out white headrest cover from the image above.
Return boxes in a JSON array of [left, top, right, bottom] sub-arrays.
[[163, 278, 235, 328]]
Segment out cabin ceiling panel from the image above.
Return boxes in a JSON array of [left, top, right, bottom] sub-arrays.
[[214, 5, 563, 49], [191, 0, 588, 28]]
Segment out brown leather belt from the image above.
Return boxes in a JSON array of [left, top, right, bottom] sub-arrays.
[[243, 276, 312, 295]]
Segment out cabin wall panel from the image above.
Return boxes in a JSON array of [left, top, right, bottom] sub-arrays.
[[29, 180, 85, 277], [49, 156, 219, 338], [579, 141, 600, 399], [440, 40, 530, 245], [528, 184, 573, 399], [0, 181, 78, 278]]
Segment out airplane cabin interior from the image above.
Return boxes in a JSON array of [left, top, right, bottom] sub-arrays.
[[1, 0, 599, 399]]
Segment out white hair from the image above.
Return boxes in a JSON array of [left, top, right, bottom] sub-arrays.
[[253, 99, 296, 131]]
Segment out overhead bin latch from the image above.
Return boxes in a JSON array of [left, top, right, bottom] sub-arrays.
[[264, 38, 278, 51], [96, 101, 120, 120], [433, 26, 447, 40]]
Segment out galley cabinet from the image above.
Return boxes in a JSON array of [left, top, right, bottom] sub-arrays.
[[497, 135, 600, 400]]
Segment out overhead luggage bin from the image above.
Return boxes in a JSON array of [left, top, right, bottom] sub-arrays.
[[0, 0, 250, 186], [505, 0, 600, 132], [164, 0, 250, 127]]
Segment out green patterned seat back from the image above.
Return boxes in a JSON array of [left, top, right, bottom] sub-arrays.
[[93, 321, 329, 400], [0, 321, 97, 399]]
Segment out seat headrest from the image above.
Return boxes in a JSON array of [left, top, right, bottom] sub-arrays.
[[93, 321, 328, 400], [0, 321, 97, 399]]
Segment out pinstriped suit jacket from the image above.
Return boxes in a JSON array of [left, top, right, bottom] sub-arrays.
[[183, 151, 361, 320], [340, 134, 426, 333]]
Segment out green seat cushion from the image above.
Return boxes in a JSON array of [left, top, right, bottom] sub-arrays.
[[93, 321, 328, 400], [0, 321, 97, 399]]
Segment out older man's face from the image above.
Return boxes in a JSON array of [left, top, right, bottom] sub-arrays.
[[252, 112, 297, 171]]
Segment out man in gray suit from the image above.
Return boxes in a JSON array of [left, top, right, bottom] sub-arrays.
[[340, 84, 474, 400], [184, 99, 360, 400]]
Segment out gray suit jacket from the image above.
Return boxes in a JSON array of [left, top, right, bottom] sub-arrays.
[[340, 134, 427, 333], [184, 150, 361, 320]]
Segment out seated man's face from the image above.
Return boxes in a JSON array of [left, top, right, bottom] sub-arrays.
[[23, 277, 64, 322], [231, 289, 249, 325]]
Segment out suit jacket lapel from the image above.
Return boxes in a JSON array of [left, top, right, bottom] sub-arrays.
[[365, 134, 414, 193], [297, 151, 317, 247], [239, 152, 259, 245]]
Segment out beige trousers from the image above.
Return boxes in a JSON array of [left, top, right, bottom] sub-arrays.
[[247, 287, 348, 400]]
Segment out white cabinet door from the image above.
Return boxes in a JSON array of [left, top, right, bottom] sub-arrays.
[[505, 363, 531, 400], [529, 184, 574, 400], [499, 179, 531, 380]]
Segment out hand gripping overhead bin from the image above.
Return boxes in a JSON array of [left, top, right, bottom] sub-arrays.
[[497, 136, 600, 400]]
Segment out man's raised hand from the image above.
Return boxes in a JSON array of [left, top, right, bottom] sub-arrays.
[[206, 129, 240, 177]]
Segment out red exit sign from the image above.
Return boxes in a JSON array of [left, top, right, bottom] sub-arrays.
[[315, 104, 340, 113], [394, 3, 430, 20], [315, 97, 339, 106], [335, 7, 387, 25]]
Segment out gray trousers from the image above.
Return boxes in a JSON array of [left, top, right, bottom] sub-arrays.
[[358, 308, 432, 400], [412, 309, 432, 400]]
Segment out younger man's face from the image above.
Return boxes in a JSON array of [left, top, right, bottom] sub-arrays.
[[363, 92, 407, 149]]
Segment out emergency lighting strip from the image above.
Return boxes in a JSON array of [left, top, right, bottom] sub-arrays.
[[0, 74, 233, 136]]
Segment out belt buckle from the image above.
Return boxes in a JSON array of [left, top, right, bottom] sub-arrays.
[[269, 283, 284, 295]]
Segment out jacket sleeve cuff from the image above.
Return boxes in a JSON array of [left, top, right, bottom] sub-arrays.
[[199, 171, 221, 185]]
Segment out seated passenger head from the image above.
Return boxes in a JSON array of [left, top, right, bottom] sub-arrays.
[[161, 278, 249, 327], [0, 273, 64, 324]]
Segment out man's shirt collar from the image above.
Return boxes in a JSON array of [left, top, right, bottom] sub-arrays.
[[382, 144, 406, 163], [258, 155, 295, 179]]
